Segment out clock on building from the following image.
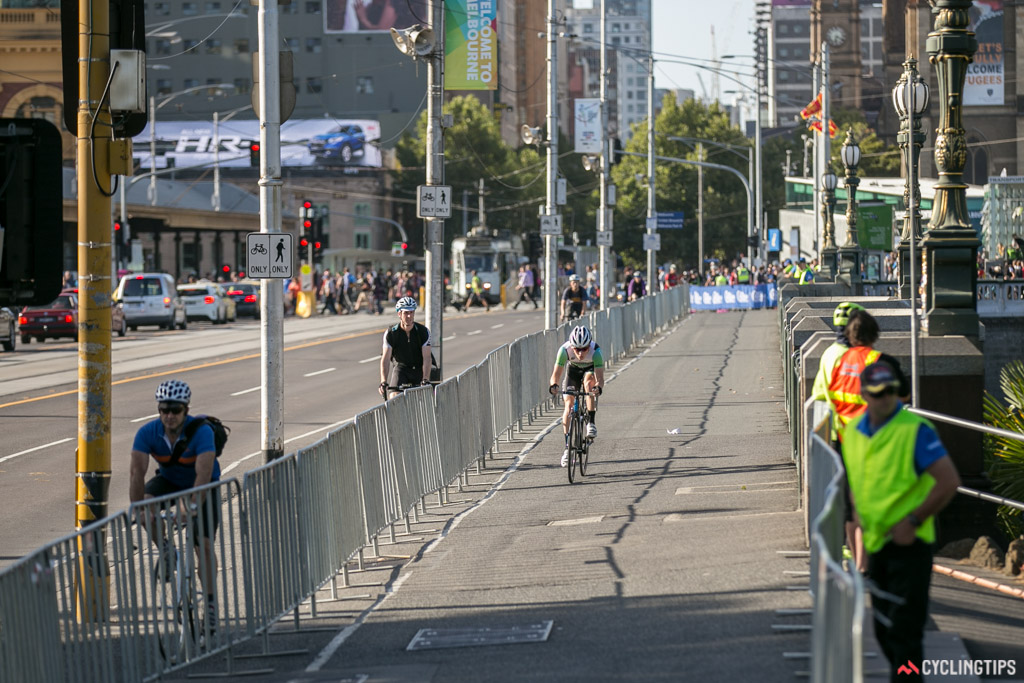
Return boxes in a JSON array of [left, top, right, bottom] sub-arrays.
[[826, 25, 847, 47]]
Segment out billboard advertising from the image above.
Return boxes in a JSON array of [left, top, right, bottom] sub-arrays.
[[445, 0, 497, 90], [965, 0, 1003, 106], [324, 0, 427, 33], [133, 119, 383, 170]]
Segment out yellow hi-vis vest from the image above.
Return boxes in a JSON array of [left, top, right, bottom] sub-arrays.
[[736, 267, 750, 284], [841, 408, 937, 553], [811, 341, 849, 403], [714, 274, 728, 286]]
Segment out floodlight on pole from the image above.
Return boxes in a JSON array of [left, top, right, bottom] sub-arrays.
[[390, 24, 435, 58], [582, 155, 599, 172]]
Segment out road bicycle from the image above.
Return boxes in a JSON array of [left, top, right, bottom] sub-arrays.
[[152, 502, 209, 665], [562, 388, 596, 484]]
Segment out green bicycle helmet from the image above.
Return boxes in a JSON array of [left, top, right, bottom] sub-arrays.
[[832, 301, 865, 328]]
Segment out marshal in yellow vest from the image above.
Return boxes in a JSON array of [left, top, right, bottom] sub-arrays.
[[841, 408, 937, 553]]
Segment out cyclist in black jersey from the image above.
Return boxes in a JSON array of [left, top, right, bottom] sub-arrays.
[[379, 297, 432, 399], [561, 274, 589, 320], [549, 325, 605, 467]]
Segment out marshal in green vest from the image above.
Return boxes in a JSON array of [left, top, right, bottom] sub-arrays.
[[841, 408, 937, 553]]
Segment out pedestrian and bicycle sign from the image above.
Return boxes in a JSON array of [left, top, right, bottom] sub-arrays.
[[643, 233, 661, 250], [246, 232, 293, 279], [596, 230, 613, 246], [539, 214, 562, 236], [417, 184, 452, 218]]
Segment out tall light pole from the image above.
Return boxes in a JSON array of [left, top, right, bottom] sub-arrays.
[[598, 0, 611, 310], [922, 0, 980, 338], [544, 0, 559, 329], [646, 53, 656, 286], [256, 0, 284, 461], [838, 128, 862, 285], [425, 0, 445, 373]]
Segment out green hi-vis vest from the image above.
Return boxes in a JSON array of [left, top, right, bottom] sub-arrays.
[[841, 408, 937, 553], [798, 268, 814, 285], [714, 274, 728, 286], [736, 267, 750, 283]]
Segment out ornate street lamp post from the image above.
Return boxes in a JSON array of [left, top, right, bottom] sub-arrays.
[[819, 164, 838, 280], [838, 129, 862, 285], [892, 57, 929, 300], [923, 0, 980, 337]]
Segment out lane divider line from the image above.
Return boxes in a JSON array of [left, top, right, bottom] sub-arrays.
[[230, 386, 261, 396], [467, 330, 482, 336], [304, 368, 337, 377], [358, 355, 381, 364], [1, 437, 75, 464], [221, 419, 351, 475], [442, 335, 456, 342], [130, 413, 158, 423], [490, 324, 504, 329]]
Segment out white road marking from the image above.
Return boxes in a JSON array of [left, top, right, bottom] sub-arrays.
[[359, 355, 382, 364], [547, 516, 604, 526], [131, 413, 159, 423], [490, 324, 504, 329], [442, 335, 456, 342], [230, 386, 261, 396], [1, 437, 75, 464], [467, 330, 482, 336], [221, 419, 351, 475], [304, 367, 336, 377]]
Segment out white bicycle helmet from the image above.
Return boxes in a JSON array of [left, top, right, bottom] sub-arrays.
[[396, 296, 418, 312], [155, 379, 191, 405], [569, 274, 582, 283], [569, 325, 592, 349]]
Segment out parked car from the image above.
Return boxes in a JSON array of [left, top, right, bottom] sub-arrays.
[[114, 273, 187, 331], [223, 281, 260, 319], [18, 293, 78, 343], [1, 306, 16, 352], [176, 282, 236, 323], [308, 124, 365, 164], [62, 288, 126, 337]]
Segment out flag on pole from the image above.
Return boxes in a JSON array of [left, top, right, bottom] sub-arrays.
[[808, 118, 839, 137], [800, 93, 823, 120]]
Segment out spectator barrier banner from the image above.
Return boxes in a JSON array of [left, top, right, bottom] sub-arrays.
[[690, 284, 778, 310]]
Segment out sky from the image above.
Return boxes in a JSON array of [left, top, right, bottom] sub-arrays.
[[650, 0, 758, 102]]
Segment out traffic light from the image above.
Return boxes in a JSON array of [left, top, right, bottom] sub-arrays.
[[250, 142, 260, 167], [221, 264, 232, 276], [747, 234, 760, 248], [298, 237, 309, 261]]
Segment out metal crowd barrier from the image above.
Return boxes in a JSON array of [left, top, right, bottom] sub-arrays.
[[0, 287, 691, 683]]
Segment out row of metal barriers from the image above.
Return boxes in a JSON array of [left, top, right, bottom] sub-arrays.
[[0, 287, 690, 683]]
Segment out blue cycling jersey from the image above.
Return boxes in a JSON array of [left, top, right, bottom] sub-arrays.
[[133, 415, 220, 489]]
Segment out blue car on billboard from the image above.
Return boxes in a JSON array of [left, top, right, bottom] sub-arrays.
[[308, 124, 365, 164]]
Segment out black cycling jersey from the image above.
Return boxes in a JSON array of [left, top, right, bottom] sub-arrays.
[[562, 285, 588, 315], [383, 322, 431, 370]]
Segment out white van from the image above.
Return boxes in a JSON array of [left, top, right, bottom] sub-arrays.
[[114, 273, 187, 331]]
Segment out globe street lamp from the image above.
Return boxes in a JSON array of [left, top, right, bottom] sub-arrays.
[[923, 0, 980, 337], [820, 163, 838, 279], [838, 128, 862, 285], [892, 57, 929, 300]]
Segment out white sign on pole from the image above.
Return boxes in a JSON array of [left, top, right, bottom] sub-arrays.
[[417, 185, 453, 218], [574, 98, 601, 154], [596, 230, 613, 246], [643, 233, 661, 251], [539, 214, 562, 236], [645, 217, 658, 231], [556, 178, 567, 205], [246, 232, 293, 279]]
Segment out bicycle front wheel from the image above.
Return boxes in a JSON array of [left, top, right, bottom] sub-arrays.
[[579, 424, 590, 477], [567, 416, 579, 484]]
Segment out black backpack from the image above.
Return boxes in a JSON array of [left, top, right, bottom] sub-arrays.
[[170, 415, 230, 464]]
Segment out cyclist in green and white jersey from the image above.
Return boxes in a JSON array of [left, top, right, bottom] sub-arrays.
[[549, 325, 605, 467]]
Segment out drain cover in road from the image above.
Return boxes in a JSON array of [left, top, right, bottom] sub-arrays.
[[406, 621, 554, 651]]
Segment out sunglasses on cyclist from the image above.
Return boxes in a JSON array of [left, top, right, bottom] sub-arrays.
[[158, 403, 186, 415]]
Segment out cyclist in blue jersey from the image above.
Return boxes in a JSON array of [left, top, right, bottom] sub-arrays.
[[130, 379, 220, 633], [549, 325, 605, 468]]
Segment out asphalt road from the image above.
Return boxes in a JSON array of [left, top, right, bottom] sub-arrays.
[[0, 306, 545, 568]]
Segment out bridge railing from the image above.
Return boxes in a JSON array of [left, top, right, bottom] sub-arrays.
[[0, 286, 689, 683]]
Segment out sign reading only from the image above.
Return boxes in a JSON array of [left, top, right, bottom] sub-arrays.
[[246, 232, 293, 279], [418, 185, 452, 218]]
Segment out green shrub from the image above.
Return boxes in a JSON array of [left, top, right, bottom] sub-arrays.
[[982, 360, 1024, 539]]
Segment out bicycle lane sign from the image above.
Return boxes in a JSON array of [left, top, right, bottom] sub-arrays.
[[246, 232, 293, 279]]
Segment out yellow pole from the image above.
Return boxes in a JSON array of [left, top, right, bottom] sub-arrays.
[[75, 0, 113, 622]]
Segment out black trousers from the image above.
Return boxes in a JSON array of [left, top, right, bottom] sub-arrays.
[[868, 539, 933, 683]]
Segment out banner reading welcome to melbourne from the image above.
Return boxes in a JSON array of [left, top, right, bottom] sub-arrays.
[[445, 0, 497, 90], [965, 0, 1003, 106]]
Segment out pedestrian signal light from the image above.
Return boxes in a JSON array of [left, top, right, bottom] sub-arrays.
[[314, 241, 321, 249], [222, 264, 231, 274], [249, 143, 260, 167], [402, 242, 408, 251]]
